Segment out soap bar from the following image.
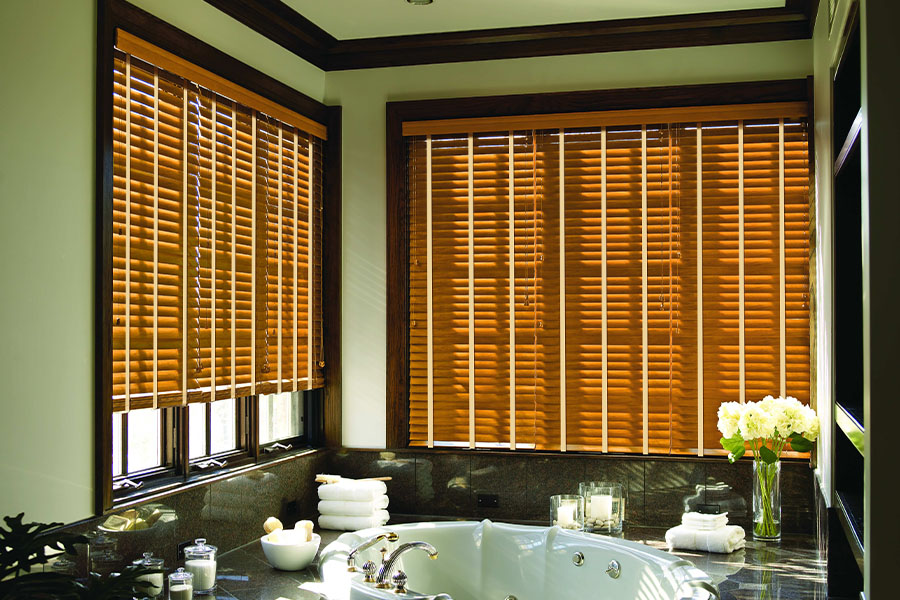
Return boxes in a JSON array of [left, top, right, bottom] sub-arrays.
[[264, 516, 283, 534], [294, 520, 314, 542]]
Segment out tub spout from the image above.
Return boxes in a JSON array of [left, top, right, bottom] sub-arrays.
[[375, 541, 439, 588], [346, 531, 399, 571]]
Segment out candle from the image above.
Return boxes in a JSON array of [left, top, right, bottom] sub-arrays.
[[136, 572, 164, 597], [591, 494, 613, 522], [169, 583, 192, 600], [184, 558, 216, 591], [556, 504, 576, 528]]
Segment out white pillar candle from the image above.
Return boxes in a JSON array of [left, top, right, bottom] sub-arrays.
[[184, 558, 216, 591], [556, 504, 576, 528], [168, 583, 192, 600], [137, 572, 164, 597], [591, 494, 613, 522]]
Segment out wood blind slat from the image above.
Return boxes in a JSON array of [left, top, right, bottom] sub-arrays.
[[408, 113, 810, 454], [111, 42, 324, 413]]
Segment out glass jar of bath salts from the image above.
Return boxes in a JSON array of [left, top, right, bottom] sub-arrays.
[[132, 551, 165, 597], [168, 567, 193, 600], [183, 538, 217, 593]]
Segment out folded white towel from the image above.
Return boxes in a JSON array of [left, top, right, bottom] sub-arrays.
[[665, 524, 746, 554], [681, 512, 729, 531], [318, 496, 390, 516], [318, 479, 388, 502], [318, 511, 390, 531]]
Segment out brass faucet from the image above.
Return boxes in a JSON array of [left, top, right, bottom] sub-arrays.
[[346, 531, 399, 571]]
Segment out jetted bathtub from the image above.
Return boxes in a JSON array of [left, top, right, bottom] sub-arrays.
[[318, 520, 719, 600]]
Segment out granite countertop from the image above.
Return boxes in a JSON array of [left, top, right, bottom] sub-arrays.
[[213, 525, 825, 600]]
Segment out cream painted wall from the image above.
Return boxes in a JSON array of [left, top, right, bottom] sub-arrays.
[[0, 0, 96, 525], [0, 0, 324, 523], [325, 40, 814, 448]]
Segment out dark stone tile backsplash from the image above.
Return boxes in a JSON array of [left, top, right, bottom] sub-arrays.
[[322, 450, 815, 536], [57, 449, 328, 576], [53, 446, 815, 578]]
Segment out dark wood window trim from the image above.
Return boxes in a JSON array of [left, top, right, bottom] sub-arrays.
[[96, 0, 341, 515], [385, 78, 812, 449], [204, 0, 817, 71]]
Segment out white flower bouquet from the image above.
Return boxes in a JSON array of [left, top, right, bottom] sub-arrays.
[[717, 396, 819, 540]]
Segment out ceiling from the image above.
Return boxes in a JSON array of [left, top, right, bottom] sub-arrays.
[[281, 0, 786, 39]]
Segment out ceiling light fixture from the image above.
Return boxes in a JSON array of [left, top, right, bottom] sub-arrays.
[[407, 0, 433, 4]]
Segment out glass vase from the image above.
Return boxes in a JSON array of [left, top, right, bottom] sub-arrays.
[[753, 459, 781, 541]]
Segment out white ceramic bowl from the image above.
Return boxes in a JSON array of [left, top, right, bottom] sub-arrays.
[[260, 531, 321, 571]]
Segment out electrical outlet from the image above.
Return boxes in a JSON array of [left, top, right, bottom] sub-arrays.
[[177, 539, 193, 560], [477, 493, 499, 508]]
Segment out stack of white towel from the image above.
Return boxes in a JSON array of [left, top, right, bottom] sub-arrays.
[[665, 512, 746, 554], [317, 479, 390, 531]]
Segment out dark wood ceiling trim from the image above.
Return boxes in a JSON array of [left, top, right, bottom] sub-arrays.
[[203, 0, 335, 69], [111, 0, 328, 123], [204, 1, 814, 71], [329, 7, 810, 70]]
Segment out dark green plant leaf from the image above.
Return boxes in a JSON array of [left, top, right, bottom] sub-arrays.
[[0, 512, 88, 595], [759, 445, 779, 464], [788, 434, 813, 452], [74, 566, 162, 600]]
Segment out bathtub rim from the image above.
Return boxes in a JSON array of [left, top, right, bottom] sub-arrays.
[[318, 519, 719, 600]]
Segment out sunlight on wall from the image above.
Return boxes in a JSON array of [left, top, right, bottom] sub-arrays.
[[325, 40, 813, 448]]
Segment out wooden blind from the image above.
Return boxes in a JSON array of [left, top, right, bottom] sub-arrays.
[[112, 40, 324, 413], [407, 108, 809, 454]]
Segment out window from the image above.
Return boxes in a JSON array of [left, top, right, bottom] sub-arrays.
[[106, 28, 326, 502], [403, 102, 810, 454]]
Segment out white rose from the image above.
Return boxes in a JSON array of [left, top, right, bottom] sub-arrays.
[[717, 402, 744, 439]]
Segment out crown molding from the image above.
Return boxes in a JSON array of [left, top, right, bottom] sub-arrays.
[[204, 1, 815, 71]]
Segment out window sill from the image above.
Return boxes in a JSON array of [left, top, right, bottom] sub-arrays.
[[108, 446, 324, 515]]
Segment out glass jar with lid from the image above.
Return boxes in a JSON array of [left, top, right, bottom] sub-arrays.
[[183, 538, 217, 593], [48, 554, 78, 576], [88, 530, 119, 575], [132, 551, 165, 597], [168, 567, 193, 600]]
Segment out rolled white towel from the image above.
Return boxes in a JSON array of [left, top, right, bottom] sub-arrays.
[[318, 496, 389, 516], [665, 524, 746, 554], [318, 479, 388, 502], [318, 510, 390, 531], [681, 512, 728, 531]]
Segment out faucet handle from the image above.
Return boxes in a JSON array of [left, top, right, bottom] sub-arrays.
[[392, 569, 408, 593], [362, 560, 377, 583], [380, 546, 389, 564]]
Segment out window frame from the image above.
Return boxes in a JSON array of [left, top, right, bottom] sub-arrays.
[[385, 78, 814, 451], [97, 0, 342, 514]]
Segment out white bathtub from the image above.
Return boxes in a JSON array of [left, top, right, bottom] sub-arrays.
[[317, 520, 718, 600]]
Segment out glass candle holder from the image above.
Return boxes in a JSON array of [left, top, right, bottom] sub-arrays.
[[168, 567, 193, 600], [550, 494, 585, 530], [183, 538, 217, 593], [133, 551, 165, 597], [579, 481, 624, 534]]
